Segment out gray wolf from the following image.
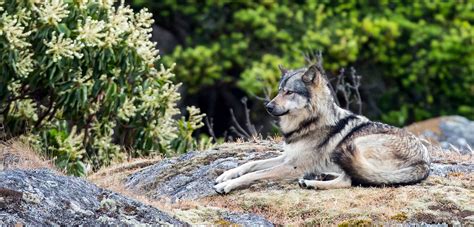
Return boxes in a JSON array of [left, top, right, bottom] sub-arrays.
[[214, 62, 431, 194]]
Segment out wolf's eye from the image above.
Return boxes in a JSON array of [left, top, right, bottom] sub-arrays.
[[286, 90, 294, 95]]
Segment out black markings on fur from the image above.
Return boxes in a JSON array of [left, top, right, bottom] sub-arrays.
[[279, 69, 304, 89], [330, 122, 372, 186], [298, 180, 307, 188], [279, 68, 308, 92], [318, 115, 358, 148], [336, 122, 371, 148], [292, 82, 310, 98], [320, 173, 338, 181], [279, 74, 291, 90], [303, 172, 338, 181], [303, 172, 317, 180], [283, 116, 320, 144]]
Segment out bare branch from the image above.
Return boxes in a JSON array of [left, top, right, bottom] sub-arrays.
[[229, 109, 251, 139], [349, 67, 363, 114], [241, 97, 257, 136], [316, 50, 324, 70], [317, 53, 363, 114], [205, 116, 217, 142], [228, 97, 262, 140], [229, 126, 248, 139]]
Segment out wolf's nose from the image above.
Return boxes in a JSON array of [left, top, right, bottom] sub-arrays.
[[265, 103, 274, 113]]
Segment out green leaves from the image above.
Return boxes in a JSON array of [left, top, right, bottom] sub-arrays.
[[145, 1, 474, 126], [1, 0, 207, 176], [56, 23, 71, 36], [42, 125, 87, 176]]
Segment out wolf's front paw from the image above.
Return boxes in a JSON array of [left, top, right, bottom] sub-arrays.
[[215, 168, 243, 184], [213, 180, 236, 195], [298, 179, 315, 189]]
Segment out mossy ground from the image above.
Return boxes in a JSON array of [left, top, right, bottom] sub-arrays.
[[198, 173, 473, 225]]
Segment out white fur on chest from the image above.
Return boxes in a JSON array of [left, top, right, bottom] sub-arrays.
[[282, 140, 343, 174]]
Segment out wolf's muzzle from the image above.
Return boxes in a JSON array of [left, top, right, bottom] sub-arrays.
[[265, 102, 275, 114], [265, 102, 288, 116]]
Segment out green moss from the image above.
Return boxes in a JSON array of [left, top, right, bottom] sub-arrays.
[[213, 219, 234, 225], [390, 212, 408, 222], [338, 219, 372, 227]]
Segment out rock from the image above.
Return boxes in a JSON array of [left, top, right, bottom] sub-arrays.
[[438, 116, 474, 154], [430, 163, 474, 177], [125, 141, 282, 201], [406, 115, 474, 154], [406, 116, 474, 177], [221, 211, 273, 226], [125, 141, 282, 225], [0, 169, 184, 225]]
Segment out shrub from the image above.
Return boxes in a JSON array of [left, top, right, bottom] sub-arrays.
[[0, 0, 206, 175], [135, 0, 474, 126]]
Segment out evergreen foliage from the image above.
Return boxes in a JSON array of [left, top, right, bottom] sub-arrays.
[[0, 0, 206, 175]]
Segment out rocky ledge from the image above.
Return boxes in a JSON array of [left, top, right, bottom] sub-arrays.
[[0, 169, 184, 225], [407, 115, 474, 154]]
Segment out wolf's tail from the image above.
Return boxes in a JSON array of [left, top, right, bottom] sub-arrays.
[[333, 134, 431, 186]]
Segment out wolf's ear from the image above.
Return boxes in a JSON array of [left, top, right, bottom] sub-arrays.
[[278, 64, 288, 75], [302, 65, 320, 84]]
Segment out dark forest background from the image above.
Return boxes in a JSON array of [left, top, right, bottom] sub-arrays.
[[129, 0, 474, 138]]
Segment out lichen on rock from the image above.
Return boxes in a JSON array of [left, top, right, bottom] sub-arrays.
[[0, 169, 184, 225]]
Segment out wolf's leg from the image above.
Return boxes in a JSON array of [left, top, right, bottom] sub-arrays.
[[214, 162, 300, 194], [215, 155, 285, 183], [298, 173, 351, 190]]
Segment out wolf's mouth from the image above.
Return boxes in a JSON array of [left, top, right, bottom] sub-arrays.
[[269, 110, 289, 117]]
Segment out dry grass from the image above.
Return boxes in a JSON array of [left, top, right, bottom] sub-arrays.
[[90, 162, 207, 225], [0, 139, 57, 172], [428, 142, 473, 164], [87, 156, 175, 210], [198, 174, 473, 225], [86, 155, 211, 223], [88, 157, 162, 187]]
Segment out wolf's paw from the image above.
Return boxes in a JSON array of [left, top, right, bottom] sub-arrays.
[[215, 168, 243, 184], [213, 180, 235, 195], [298, 179, 315, 189]]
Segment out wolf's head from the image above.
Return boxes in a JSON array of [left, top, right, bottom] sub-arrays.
[[265, 63, 334, 119]]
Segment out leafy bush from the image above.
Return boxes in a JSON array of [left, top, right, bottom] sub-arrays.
[[135, 0, 474, 126], [0, 0, 206, 175]]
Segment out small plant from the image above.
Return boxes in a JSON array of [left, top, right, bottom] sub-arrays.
[[0, 0, 207, 175]]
